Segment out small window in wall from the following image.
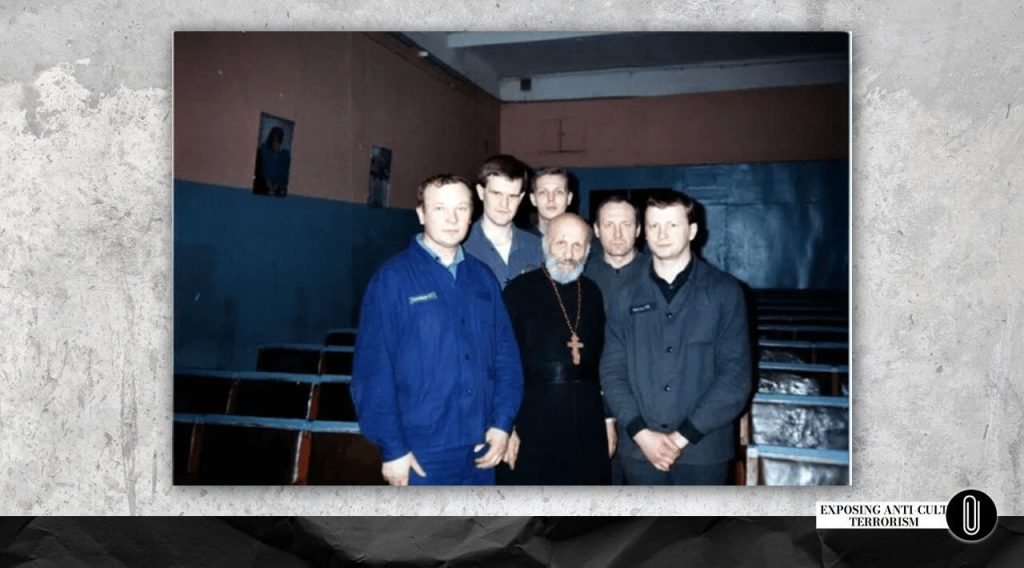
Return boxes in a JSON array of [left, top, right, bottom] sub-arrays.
[[368, 145, 392, 208], [252, 112, 294, 197]]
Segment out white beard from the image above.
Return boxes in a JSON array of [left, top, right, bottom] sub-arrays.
[[545, 256, 585, 284]]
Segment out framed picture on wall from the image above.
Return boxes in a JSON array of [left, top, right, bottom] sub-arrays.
[[368, 145, 392, 208], [252, 112, 294, 197]]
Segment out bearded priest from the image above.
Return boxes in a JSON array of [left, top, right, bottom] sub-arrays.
[[495, 213, 614, 485]]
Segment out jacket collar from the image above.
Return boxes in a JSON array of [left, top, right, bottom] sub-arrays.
[[470, 219, 525, 254], [634, 257, 709, 310]]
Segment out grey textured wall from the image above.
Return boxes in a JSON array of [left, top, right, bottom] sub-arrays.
[[1, 2, 1021, 515]]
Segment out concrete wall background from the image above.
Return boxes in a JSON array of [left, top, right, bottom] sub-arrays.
[[0, 2, 1021, 515]]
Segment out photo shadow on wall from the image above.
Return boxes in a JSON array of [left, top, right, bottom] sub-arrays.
[[253, 112, 294, 197]]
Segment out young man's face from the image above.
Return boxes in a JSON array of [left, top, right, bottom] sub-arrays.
[[645, 204, 697, 262], [476, 176, 525, 228], [529, 174, 572, 222], [594, 201, 640, 259], [417, 182, 473, 253]]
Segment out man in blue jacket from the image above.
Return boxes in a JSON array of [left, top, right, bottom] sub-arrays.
[[352, 174, 524, 486], [600, 190, 752, 485]]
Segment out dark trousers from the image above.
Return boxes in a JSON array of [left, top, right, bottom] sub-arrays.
[[610, 454, 626, 485], [620, 455, 731, 486], [408, 445, 494, 486]]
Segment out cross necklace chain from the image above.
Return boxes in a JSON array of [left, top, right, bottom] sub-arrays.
[[542, 267, 584, 365]]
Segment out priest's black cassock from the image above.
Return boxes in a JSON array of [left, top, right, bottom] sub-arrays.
[[496, 268, 611, 485]]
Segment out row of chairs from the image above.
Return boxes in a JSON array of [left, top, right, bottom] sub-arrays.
[[741, 289, 850, 485], [173, 330, 386, 485], [175, 290, 849, 485]]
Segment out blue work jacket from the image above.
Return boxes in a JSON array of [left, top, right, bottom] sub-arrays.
[[351, 237, 524, 461]]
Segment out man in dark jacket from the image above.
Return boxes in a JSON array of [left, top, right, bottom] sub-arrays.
[[584, 194, 648, 485], [600, 190, 752, 485], [585, 195, 649, 308], [352, 174, 523, 486]]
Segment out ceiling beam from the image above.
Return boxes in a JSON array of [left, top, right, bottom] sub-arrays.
[[446, 32, 614, 49], [498, 56, 849, 102], [399, 32, 502, 98]]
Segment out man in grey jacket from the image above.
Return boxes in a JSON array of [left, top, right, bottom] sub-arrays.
[[600, 190, 752, 485], [584, 194, 649, 306]]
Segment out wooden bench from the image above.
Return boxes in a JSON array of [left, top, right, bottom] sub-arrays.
[[324, 328, 359, 346], [256, 344, 322, 374], [757, 314, 848, 325], [745, 444, 849, 486], [757, 361, 849, 396], [757, 324, 849, 341], [173, 367, 382, 485], [256, 343, 355, 375], [758, 339, 848, 366], [738, 392, 849, 486]]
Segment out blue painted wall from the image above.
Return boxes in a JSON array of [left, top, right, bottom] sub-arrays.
[[174, 179, 420, 370], [571, 160, 849, 290], [175, 159, 846, 369]]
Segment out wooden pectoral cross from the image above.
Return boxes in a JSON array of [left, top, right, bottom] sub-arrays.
[[567, 333, 584, 366]]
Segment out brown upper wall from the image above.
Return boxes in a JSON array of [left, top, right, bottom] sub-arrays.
[[499, 84, 848, 168], [175, 32, 845, 204], [174, 32, 499, 208]]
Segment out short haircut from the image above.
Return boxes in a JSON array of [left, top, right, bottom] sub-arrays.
[[477, 154, 529, 190], [417, 173, 471, 206], [646, 189, 696, 224], [531, 166, 570, 193], [595, 194, 639, 225]]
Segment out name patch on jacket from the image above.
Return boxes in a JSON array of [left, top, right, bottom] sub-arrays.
[[629, 303, 654, 314], [408, 291, 438, 305]]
